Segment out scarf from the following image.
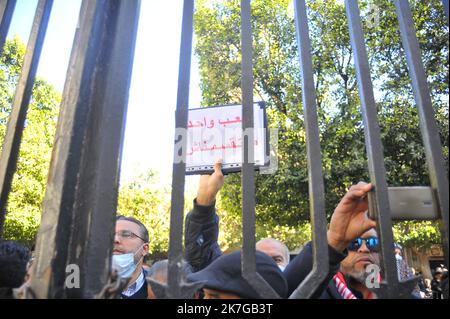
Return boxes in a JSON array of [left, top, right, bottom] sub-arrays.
[[333, 272, 358, 299], [333, 271, 380, 299]]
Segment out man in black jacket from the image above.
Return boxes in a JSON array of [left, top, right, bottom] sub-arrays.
[[284, 184, 381, 299], [185, 161, 294, 272], [185, 160, 377, 298]]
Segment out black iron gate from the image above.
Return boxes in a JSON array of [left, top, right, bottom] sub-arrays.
[[0, 0, 448, 299]]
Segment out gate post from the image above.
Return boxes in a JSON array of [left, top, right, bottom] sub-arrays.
[[29, 0, 140, 298]]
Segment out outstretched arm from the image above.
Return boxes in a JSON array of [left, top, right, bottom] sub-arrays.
[[184, 160, 224, 272]]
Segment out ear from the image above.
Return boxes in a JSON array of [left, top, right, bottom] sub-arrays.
[[142, 243, 150, 256]]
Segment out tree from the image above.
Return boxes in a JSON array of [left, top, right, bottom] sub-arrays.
[[1, 38, 197, 257], [116, 171, 172, 256], [117, 171, 201, 257], [1, 37, 61, 248], [194, 0, 449, 249]]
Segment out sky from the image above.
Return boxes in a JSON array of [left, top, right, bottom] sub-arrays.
[[7, 0, 201, 189]]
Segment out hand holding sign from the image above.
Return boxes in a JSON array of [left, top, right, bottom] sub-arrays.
[[196, 159, 224, 206]]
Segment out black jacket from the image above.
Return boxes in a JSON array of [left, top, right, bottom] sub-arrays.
[[184, 199, 222, 273], [284, 241, 347, 299]]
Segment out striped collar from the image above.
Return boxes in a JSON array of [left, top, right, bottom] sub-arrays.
[[333, 272, 378, 299], [333, 272, 358, 299]]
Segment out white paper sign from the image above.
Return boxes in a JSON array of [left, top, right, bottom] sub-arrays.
[[185, 103, 268, 174]]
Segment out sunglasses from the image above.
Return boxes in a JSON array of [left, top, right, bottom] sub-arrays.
[[348, 237, 379, 252], [115, 229, 146, 242]]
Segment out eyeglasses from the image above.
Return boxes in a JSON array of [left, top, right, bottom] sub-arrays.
[[115, 230, 146, 242], [347, 237, 379, 252]]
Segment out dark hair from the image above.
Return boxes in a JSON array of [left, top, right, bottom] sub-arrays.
[[116, 215, 149, 243], [0, 240, 30, 288]]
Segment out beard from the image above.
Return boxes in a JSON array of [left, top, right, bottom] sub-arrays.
[[342, 253, 380, 282], [342, 258, 374, 284], [349, 269, 369, 284]]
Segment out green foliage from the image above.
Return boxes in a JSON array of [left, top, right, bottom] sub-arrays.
[[117, 172, 199, 256], [117, 171, 172, 255], [393, 221, 443, 250], [1, 37, 61, 248], [1, 36, 26, 129], [0, 38, 195, 257], [194, 0, 449, 249], [2, 0, 448, 255], [216, 191, 312, 251]]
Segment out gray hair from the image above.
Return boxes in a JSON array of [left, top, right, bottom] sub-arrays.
[[256, 238, 290, 264]]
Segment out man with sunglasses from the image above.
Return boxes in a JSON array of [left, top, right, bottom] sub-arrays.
[[284, 182, 379, 299], [336, 228, 380, 299], [113, 216, 150, 299], [287, 225, 421, 299]]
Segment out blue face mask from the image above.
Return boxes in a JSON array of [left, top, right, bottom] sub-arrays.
[[278, 265, 286, 272], [112, 245, 144, 278]]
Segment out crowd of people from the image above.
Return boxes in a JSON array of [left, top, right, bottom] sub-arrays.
[[0, 160, 448, 299]]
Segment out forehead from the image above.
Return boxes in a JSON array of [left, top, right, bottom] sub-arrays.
[[116, 220, 141, 234], [361, 229, 377, 239], [256, 241, 284, 256]]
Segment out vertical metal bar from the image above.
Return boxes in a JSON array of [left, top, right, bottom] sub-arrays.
[[0, 0, 52, 238], [167, 0, 194, 299], [30, 0, 140, 298], [394, 0, 449, 268], [30, 0, 94, 298], [240, 0, 279, 299], [0, 0, 16, 55], [289, 0, 329, 299], [345, 0, 400, 298], [67, 0, 141, 299], [442, 0, 449, 24]]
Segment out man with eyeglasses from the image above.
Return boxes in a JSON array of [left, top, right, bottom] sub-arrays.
[[113, 216, 150, 299]]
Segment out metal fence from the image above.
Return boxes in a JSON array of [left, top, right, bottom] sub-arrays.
[[0, 0, 448, 299]]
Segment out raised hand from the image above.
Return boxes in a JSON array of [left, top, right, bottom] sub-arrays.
[[327, 182, 377, 252], [196, 159, 224, 206]]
